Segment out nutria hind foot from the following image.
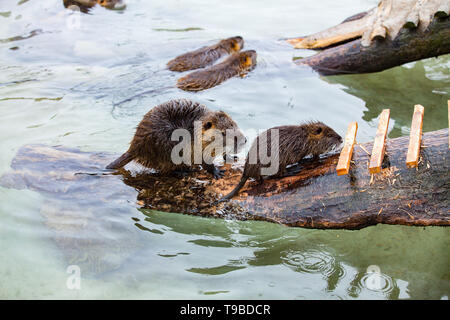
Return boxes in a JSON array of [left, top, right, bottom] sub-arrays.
[[203, 163, 225, 179]]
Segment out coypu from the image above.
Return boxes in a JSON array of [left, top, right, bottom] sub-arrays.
[[219, 121, 342, 201], [167, 36, 244, 72], [63, 0, 125, 13], [106, 99, 246, 178], [177, 50, 257, 92], [113, 49, 256, 106]]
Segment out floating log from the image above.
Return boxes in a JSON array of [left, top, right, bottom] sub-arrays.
[[336, 121, 358, 176], [1, 130, 448, 230], [286, 10, 373, 49], [287, 1, 450, 48], [406, 105, 424, 168], [369, 109, 390, 174], [288, 0, 450, 75]]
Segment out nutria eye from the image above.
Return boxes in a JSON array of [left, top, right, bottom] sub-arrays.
[[314, 127, 323, 135], [204, 122, 213, 130]]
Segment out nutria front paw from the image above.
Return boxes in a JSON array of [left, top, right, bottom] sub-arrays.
[[212, 168, 226, 179], [204, 164, 225, 179]]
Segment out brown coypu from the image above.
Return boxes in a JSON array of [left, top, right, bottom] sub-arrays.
[[167, 36, 244, 72], [219, 121, 343, 201], [63, 0, 125, 13], [177, 50, 257, 92], [106, 99, 246, 178], [114, 49, 255, 106]]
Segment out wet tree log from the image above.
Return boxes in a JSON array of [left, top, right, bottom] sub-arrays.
[[287, 0, 450, 75], [0, 129, 448, 230]]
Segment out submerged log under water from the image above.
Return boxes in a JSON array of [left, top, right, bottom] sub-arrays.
[[0, 129, 448, 230]]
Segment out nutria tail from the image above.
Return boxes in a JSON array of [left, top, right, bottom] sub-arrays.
[[218, 175, 249, 202], [106, 152, 134, 169]]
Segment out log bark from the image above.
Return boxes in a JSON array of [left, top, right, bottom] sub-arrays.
[[296, 16, 450, 75], [287, 0, 450, 75], [0, 129, 448, 230]]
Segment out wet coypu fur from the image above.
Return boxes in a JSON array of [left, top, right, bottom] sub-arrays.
[[177, 50, 257, 91], [167, 36, 244, 72], [106, 99, 246, 179], [63, 0, 125, 13], [219, 121, 343, 201]]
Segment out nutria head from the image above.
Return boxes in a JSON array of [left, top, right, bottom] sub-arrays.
[[221, 36, 244, 53], [199, 110, 246, 157], [239, 50, 257, 71], [304, 121, 343, 155]]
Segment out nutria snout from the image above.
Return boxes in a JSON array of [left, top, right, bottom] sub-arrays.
[[219, 121, 342, 201], [167, 36, 244, 72], [177, 50, 257, 92], [106, 99, 246, 179]]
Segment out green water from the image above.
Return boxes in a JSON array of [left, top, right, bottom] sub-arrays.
[[0, 0, 449, 299]]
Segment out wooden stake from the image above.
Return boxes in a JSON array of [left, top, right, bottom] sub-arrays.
[[369, 109, 390, 174], [406, 105, 424, 168], [337, 122, 358, 176]]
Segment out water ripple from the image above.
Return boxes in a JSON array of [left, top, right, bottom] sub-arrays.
[[282, 248, 337, 278]]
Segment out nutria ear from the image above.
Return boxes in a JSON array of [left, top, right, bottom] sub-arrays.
[[310, 126, 324, 138], [216, 111, 227, 117]]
